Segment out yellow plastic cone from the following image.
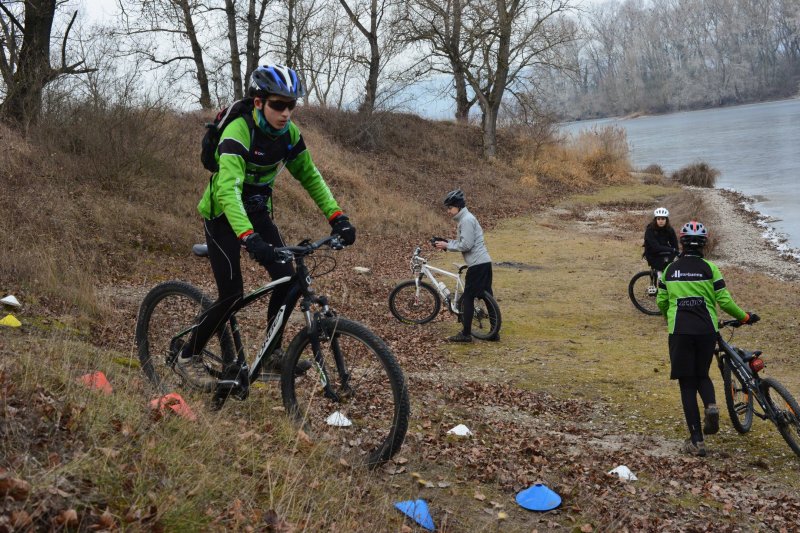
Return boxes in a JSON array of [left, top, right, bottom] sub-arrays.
[[0, 314, 22, 327]]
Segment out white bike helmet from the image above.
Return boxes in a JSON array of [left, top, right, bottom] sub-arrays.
[[654, 207, 669, 218]]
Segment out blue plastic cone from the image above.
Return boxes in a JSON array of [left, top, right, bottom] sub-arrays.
[[394, 499, 435, 531], [515, 483, 561, 511]]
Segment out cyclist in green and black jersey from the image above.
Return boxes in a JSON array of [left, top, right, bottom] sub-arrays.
[[657, 221, 758, 457], [177, 64, 356, 388]]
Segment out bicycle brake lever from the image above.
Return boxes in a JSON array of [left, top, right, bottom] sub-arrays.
[[275, 249, 294, 263]]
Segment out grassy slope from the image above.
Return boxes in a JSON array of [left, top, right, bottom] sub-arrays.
[[3, 108, 800, 530]]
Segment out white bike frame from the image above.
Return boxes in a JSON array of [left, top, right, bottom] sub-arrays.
[[409, 247, 465, 313]]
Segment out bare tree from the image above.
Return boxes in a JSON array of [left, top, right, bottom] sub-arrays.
[[244, 0, 271, 83], [116, 0, 214, 109], [401, 0, 477, 122], [0, 0, 96, 126], [297, 1, 359, 108], [460, 0, 577, 158], [337, 0, 405, 114]]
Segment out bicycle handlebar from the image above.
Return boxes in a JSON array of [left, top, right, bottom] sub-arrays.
[[719, 315, 760, 329], [275, 235, 344, 258]]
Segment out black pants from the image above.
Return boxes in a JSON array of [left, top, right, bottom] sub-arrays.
[[669, 333, 718, 442], [184, 208, 293, 357], [460, 262, 493, 336]]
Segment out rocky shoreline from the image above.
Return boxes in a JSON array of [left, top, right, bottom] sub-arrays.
[[697, 186, 800, 281]]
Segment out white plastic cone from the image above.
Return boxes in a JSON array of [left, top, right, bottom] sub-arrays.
[[446, 424, 472, 436], [608, 465, 637, 481], [326, 411, 353, 427], [1, 295, 20, 307]]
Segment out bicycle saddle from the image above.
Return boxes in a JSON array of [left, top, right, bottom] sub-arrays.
[[454, 263, 468, 274], [192, 243, 209, 257], [736, 348, 762, 362]]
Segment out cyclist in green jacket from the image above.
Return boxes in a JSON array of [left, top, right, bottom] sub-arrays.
[[178, 64, 356, 389], [656, 221, 757, 457]]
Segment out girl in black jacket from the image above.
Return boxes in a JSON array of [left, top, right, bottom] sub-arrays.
[[643, 207, 679, 273]]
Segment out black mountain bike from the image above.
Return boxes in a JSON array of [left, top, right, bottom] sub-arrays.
[[135, 235, 410, 467], [715, 318, 800, 458], [628, 252, 675, 316]]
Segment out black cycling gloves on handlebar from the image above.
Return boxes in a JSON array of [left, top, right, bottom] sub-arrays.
[[330, 214, 356, 246], [430, 236, 446, 246], [243, 233, 275, 267], [743, 312, 760, 324]]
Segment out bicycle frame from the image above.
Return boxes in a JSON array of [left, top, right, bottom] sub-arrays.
[[410, 247, 465, 313], [177, 236, 345, 408]]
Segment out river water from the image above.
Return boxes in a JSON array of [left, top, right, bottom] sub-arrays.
[[561, 99, 800, 252]]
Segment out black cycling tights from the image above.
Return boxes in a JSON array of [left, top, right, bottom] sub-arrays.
[[678, 376, 716, 443], [460, 263, 492, 336], [183, 210, 293, 358]]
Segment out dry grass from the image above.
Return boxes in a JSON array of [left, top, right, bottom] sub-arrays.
[[0, 334, 413, 531], [1, 103, 629, 323], [518, 126, 633, 194]]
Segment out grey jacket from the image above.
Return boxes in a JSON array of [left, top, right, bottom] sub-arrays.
[[447, 207, 492, 267]]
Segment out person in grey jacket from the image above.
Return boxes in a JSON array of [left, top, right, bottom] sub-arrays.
[[433, 189, 498, 342]]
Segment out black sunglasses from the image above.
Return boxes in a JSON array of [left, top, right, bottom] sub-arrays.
[[265, 99, 297, 112]]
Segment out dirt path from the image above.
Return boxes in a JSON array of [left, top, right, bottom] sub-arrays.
[[396, 184, 800, 531]]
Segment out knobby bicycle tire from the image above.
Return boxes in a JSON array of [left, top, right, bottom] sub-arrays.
[[135, 281, 236, 394], [628, 271, 661, 316], [281, 317, 410, 468], [722, 359, 754, 433], [458, 291, 502, 340], [388, 280, 441, 324], [761, 377, 800, 458]]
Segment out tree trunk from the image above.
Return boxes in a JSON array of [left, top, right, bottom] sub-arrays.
[[224, 0, 243, 99], [361, 38, 379, 114], [177, 0, 211, 109], [453, 65, 470, 122], [482, 104, 498, 159], [285, 0, 296, 68], [0, 0, 56, 126]]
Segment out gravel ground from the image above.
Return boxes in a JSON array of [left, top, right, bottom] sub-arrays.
[[698, 187, 800, 281]]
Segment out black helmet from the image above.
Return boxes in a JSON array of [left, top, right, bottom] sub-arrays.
[[443, 189, 466, 209], [249, 64, 306, 98], [680, 220, 708, 247]]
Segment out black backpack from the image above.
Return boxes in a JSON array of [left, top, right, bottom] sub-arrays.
[[201, 98, 256, 172]]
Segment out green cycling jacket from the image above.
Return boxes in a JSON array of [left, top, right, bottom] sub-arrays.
[[656, 254, 746, 335], [197, 109, 341, 238]]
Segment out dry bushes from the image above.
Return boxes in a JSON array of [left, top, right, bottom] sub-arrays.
[[516, 126, 633, 192], [671, 162, 719, 188]]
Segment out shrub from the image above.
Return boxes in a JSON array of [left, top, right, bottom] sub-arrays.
[[642, 164, 664, 175], [671, 162, 719, 188]]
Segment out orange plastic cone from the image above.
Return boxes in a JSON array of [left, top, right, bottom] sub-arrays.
[[148, 393, 197, 421], [77, 371, 113, 395]]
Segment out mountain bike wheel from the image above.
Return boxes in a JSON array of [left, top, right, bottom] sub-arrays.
[[388, 280, 441, 324], [762, 378, 800, 458], [135, 281, 235, 394], [628, 271, 661, 316], [722, 359, 754, 433], [281, 317, 410, 468], [458, 291, 501, 340]]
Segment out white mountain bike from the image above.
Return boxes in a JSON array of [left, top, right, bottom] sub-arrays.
[[388, 245, 501, 340]]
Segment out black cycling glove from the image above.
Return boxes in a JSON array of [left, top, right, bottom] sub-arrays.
[[243, 233, 275, 267], [330, 214, 356, 246]]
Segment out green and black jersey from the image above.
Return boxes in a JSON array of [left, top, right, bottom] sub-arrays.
[[197, 109, 341, 238], [656, 254, 746, 335]]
